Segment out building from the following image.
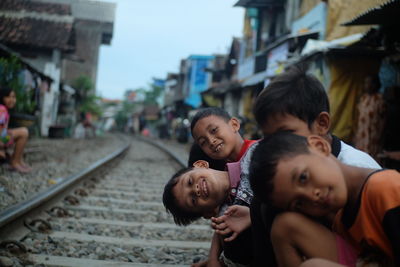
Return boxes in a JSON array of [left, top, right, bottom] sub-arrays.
[[0, 0, 74, 135], [33, 0, 116, 91], [0, 0, 115, 136]]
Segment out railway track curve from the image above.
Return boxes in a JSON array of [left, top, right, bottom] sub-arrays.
[[0, 137, 211, 267]]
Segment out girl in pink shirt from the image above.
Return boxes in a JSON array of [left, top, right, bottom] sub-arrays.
[[0, 88, 31, 173]]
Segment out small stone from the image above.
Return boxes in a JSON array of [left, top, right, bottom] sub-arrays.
[[0, 256, 14, 267]]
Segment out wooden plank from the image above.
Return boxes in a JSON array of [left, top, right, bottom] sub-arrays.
[[31, 254, 187, 267], [50, 231, 210, 249]]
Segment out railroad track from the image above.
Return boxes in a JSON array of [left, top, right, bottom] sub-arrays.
[[0, 137, 211, 266]]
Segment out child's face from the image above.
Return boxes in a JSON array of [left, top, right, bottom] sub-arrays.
[[172, 166, 228, 218], [3, 91, 16, 109], [192, 115, 240, 160], [261, 113, 316, 137], [270, 145, 347, 218]]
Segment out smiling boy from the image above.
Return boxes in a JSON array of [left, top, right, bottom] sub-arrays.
[[170, 160, 230, 220], [163, 158, 254, 266], [249, 131, 400, 266], [190, 107, 256, 162]]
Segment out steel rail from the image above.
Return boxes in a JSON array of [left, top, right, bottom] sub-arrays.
[[0, 142, 130, 229], [138, 136, 186, 168]]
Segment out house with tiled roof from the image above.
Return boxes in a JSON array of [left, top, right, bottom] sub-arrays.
[[0, 0, 115, 136], [33, 0, 116, 91], [0, 0, 76, 136]]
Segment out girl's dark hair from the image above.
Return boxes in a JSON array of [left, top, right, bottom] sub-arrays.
[[162, 167, 202, 226], [0, 87, 13, 105], [190, 107, 231, 133], [254, 64, 329, 129], [249, 132, 310, 205], [188, 143, 226, 171]]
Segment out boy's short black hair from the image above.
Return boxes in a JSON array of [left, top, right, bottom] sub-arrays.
[[254, 65, 330, 129], [162, 167, 202, 225], [188, 143, 226, 171], [190, 107, 231, 133], [249, 131, 310, 205]]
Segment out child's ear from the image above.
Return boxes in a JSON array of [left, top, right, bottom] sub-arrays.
[[193, 160, 209, 168], [230, 117, 240, 133], [307, 135, 331, 155], [312, 112, 331, 136]]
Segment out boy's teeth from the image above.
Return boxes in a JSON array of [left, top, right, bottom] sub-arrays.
[[215, 144, 221, 152], [202, 180, 208, 197]]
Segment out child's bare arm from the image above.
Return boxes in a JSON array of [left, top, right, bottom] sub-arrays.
[[209, 232, 223, 266], [191, 232, 223, 267], [300, 258, 346, 267], [379, 150, 400, 161], [211, 205, 251, 242]]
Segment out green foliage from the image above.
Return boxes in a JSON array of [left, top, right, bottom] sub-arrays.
[[114, 82, 163, 130], [114, 94, 137, 130], [79, 94, 102, 116], [72, 75, 93, 104], [71, 75, 102, 117], [144, 83, 163, 105], [0, 56, 36, 114]]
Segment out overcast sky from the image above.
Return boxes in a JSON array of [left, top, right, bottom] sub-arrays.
[[96, 0, 244, 100]]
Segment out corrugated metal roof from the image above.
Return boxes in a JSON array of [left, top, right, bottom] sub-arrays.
[[0, 43, 54, 82], [342, 0, 400, 26]]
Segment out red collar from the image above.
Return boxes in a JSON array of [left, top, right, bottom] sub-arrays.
[[235, 139, 257, 161]]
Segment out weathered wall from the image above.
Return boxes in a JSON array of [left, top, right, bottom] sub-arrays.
[[62, 20, 102, 90]]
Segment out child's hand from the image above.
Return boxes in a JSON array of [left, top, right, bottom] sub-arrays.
[[191, 259, 208, 267], [211, 205, 251, 242], [378, 150, 400, 161], [191, 258, 222, 267]]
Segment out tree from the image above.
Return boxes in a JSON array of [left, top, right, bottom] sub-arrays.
[[0, 56, 36, 114], [72, 75, 102, 117], [144, 83, 163, 105]]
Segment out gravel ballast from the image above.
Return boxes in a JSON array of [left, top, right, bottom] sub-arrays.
[[0, 134, 126, 211]]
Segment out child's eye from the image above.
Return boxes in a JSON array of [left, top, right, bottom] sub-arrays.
[[299, 172, 308, 184], [211, 127, 218, 134], [188, 177, 193, 185]]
